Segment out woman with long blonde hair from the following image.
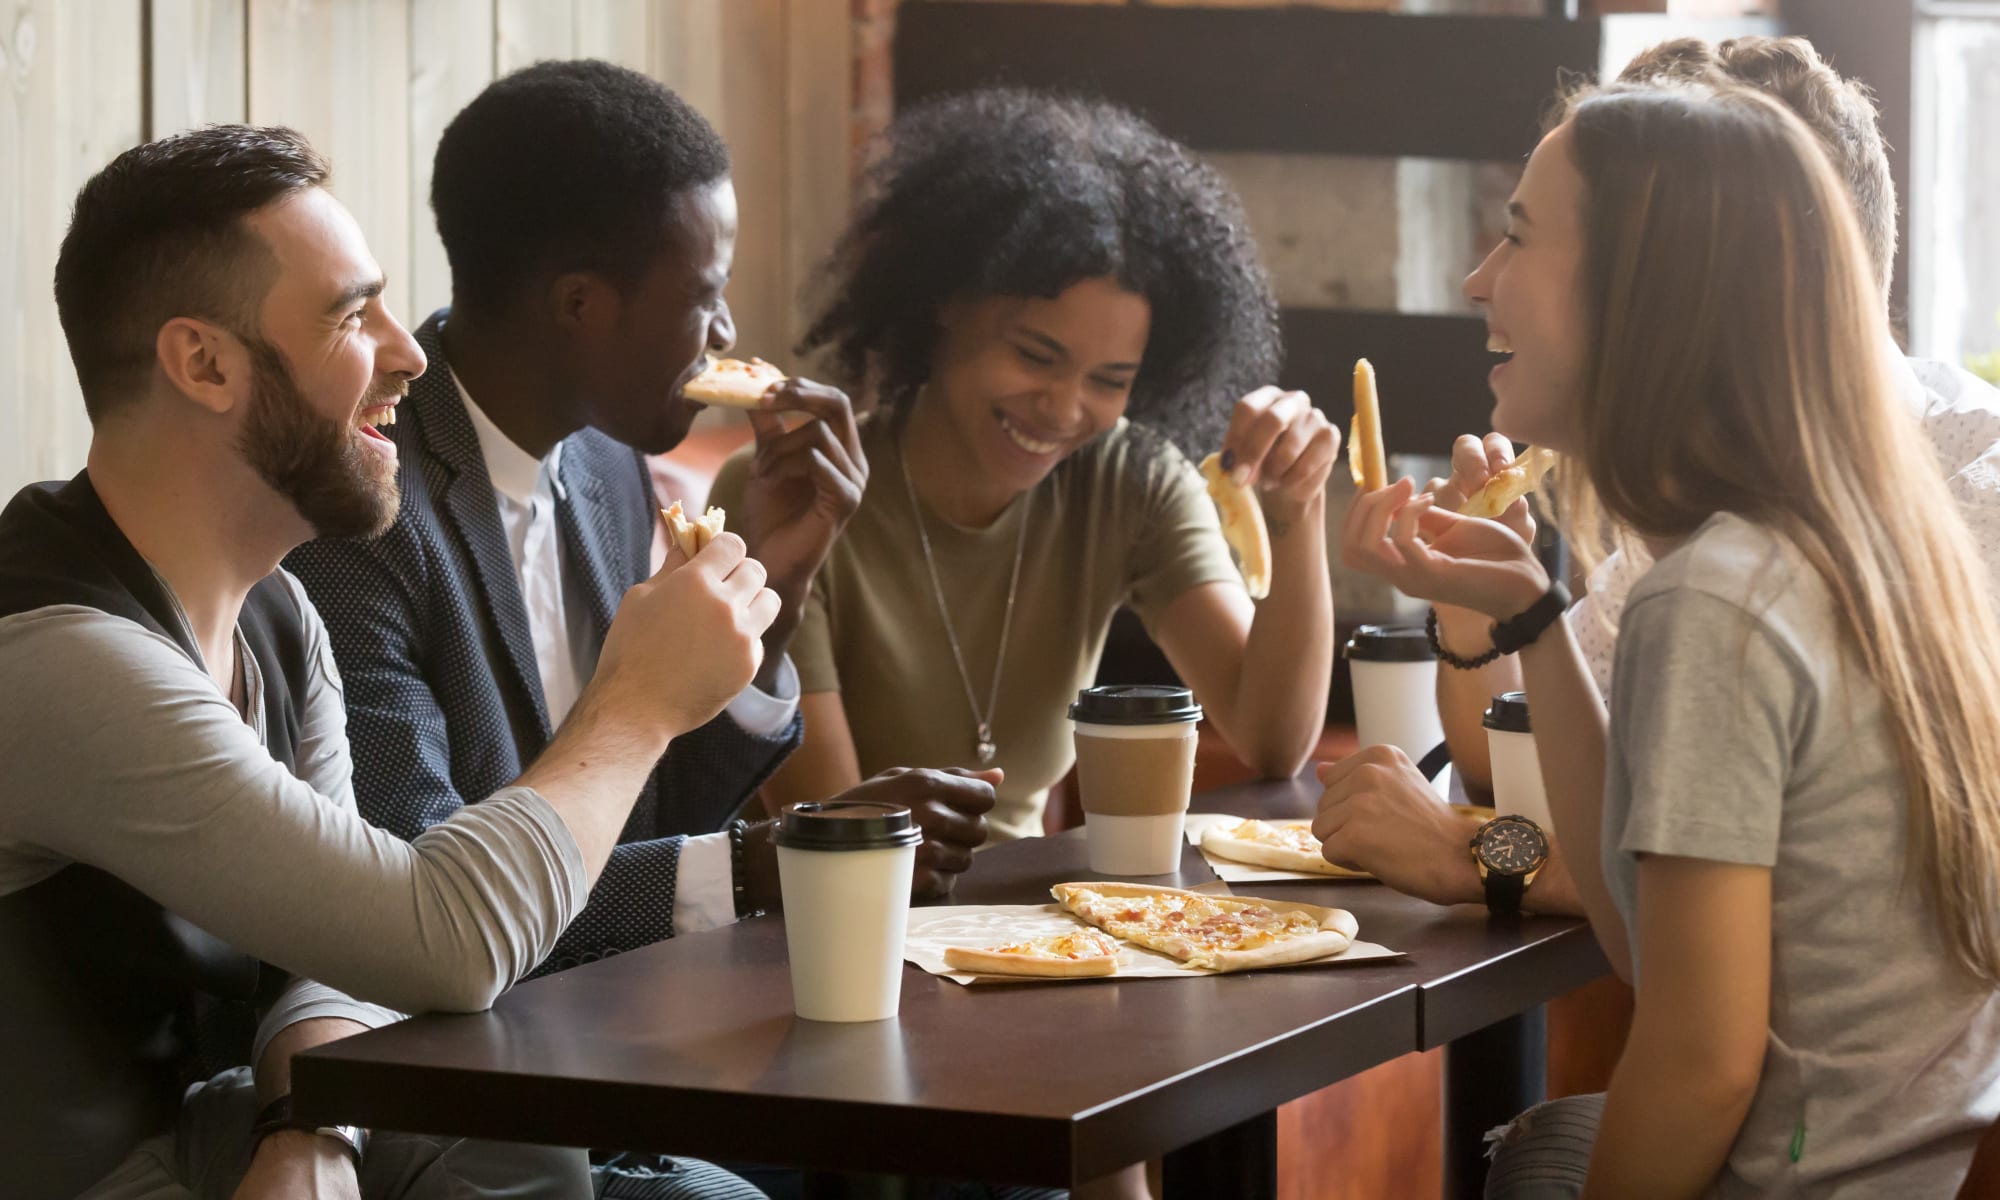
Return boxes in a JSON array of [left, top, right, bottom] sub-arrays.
[[1340, 78, 2000, 1197]]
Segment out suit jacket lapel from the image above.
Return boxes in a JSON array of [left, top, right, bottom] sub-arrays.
[[410, 314, 553, 741], [554, 449, 622, 651]]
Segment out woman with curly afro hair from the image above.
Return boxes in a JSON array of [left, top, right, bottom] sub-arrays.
[[714, 89, 1338, 847]]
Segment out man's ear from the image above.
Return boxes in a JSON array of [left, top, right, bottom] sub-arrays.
[[549, 271, 618, 337], [154, 318, 247, 416]]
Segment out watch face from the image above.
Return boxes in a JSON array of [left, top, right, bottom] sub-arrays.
[[1478, 817, 1547, 875]]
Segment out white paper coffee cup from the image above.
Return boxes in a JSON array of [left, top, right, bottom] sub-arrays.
[[776, 801, 921, 1022], [1078, 802, 1191, 876], [1483, 691, 1552, 831], [1345, 624, 1446, 764], [1070, 685, 1202, 876]]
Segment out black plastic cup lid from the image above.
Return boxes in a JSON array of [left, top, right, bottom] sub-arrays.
[[1068, 684, 1203, 726], [1344, 623, 1436, 663], [1483, 691, 1533, 733], [775, 801, 923, 851]]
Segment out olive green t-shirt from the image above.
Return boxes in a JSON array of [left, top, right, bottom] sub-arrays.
[[712, 415, 1241, 840]]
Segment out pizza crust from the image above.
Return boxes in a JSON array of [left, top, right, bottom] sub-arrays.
[[1050, 882, 1358, 973], [942, 933, 1120, 979], [1349, 359, 1388, 493], [684, 356, 787, 408], [1200, 819, 1369, 878], [1199, 453, 1271, 599], [1458, 446, 1557, 520]]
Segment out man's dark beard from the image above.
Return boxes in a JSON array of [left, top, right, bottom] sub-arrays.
[[236, 335, 401, 539]]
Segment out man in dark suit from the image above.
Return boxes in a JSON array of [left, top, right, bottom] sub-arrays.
[[286, 62, 994, 979]]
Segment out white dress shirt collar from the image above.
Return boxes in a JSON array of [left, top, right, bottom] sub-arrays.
[[455, 372, 565, 505]]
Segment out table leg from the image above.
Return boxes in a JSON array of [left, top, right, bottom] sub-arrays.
[[1441, 1007, 1547, 1200], [1160, 1109, 1277, 1200]]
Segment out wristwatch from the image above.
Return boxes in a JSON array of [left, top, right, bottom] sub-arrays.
[[249, 1094, 367, 1167], [1469, 814, 1549, 916]]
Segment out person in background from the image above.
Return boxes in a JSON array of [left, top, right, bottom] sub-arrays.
[[1338, 77, 2000, 1196], [717, 88, 1338, 846]]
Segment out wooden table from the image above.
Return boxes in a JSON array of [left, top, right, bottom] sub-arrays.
[[295, 778, 1607, 1196]]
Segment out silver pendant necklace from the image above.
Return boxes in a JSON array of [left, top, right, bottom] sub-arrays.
[[899, 437, 1029, 766]]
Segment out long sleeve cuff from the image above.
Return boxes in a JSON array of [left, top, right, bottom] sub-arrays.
[[726, 654, 799, 737], [670, 831, 737, 935], [253, 977, 406, 1078]]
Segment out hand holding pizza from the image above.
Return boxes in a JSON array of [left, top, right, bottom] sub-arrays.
[[829, 766, 1000, 899], [736, 376, 868, 611], [1312, 747, 1483, 906], [1340, 478, 1550, 621], [1217, 386, 1339, 528], [597, 532, 780, 740], [1428, 433, 1536, 543]]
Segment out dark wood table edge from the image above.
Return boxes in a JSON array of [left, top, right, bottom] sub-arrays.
[[294, 982, 1420, 1188], [292, 1052, 1083, 1186], [1065, 981, 1419, 1181], [1416, 922, 1612, 1049]]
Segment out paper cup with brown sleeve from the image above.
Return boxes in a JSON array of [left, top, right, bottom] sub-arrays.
[[1070, 685, 1203, 875], [775, 801, 921, 1022]]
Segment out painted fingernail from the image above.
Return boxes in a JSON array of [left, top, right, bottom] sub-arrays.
[[1219, 448, 1236, 471]]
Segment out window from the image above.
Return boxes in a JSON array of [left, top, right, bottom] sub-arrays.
[[1913, 2, 2000, 382]]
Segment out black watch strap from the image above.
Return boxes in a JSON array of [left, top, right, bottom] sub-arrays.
[[1482, 869, 1528, 916], [249, 1095, 366, 1167], [1489, 580, 1572, 657]]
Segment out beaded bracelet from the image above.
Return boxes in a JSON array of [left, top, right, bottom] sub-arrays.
[[728, 819, 764, 920], [1426, 581, 1572, 671], [1425, 606, 1505, 671]]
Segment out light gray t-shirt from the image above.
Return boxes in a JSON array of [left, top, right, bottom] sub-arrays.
[[0, 572, 589, 1043], [1605, 514, 2000, 1198], [1573, 356, 2000, 692]]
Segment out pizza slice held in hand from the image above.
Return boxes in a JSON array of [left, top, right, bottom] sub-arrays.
[[661, 500, 726, 559], [684, 355, 787, 408]]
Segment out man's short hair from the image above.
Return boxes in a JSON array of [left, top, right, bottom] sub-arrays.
[[1620, 36, 1898, 293], [430, 59, 731, 318], [54, 125, 330, 423]]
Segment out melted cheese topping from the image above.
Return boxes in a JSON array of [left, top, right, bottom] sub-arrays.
[[987, 929, 1120, 961], [1224, 819, 1321, 857], [1075, 891, 1321, 954], [697, 356, 785, 386]]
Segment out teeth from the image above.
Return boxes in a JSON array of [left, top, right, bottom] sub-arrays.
[[1487, 334, 1514, 354], [998, 414, 1062, 455]]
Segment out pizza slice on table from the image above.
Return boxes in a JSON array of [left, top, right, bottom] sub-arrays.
[[1050, 882, 1357, 973], [942, 929, 1122, 978], [1200, 818, 1369, 878]]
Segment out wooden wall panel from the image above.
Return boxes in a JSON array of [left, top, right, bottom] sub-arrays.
[[150, 0, 248, 134], [0, 1, 144, 496], [407, 0, 494, 322], [785, 0, 852, 358], [712, 0, 788, 363], [575, 0, 652, 71], [248, 0, 413, 321], [496, 0, 575, 72], [497, 0, 651, 75]]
